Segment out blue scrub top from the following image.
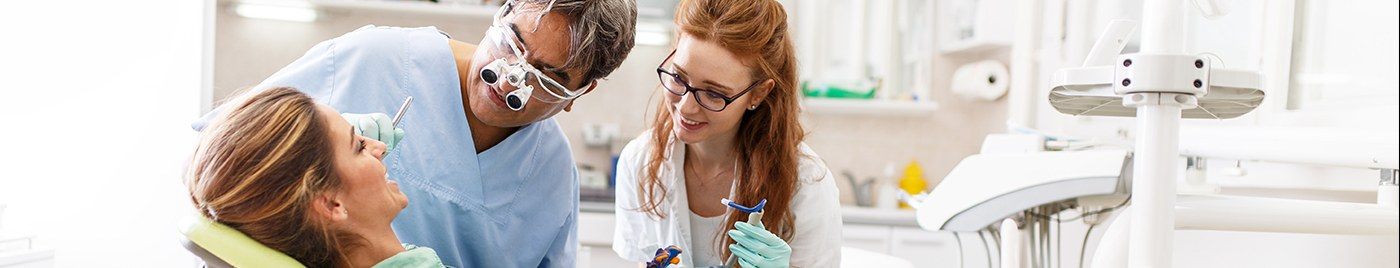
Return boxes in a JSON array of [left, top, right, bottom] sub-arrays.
[[193, 25, 578, 268]]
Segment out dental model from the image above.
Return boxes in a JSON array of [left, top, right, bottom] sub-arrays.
[[646, 245, 683, 268]]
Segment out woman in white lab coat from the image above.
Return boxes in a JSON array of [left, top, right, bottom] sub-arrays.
[[612, 0, 842, 267]]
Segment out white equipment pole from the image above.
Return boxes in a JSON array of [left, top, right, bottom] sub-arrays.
[[1127, 98, 1182, 268], [1040, 0, 1266, 266], [1127, 0, 1188, 267]]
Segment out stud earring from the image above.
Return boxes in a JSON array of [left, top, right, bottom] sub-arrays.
[[748, 105, 758, 110]]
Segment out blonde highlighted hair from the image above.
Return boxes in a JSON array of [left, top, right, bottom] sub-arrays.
[[186, 87, 361, 267]]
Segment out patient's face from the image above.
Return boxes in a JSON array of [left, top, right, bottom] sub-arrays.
[[319, 104, 408, 227]]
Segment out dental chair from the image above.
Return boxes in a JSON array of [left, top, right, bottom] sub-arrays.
[[179, 215, 305, 268]]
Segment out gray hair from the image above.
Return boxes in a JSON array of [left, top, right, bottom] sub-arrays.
[[520, 0, 638, 86]]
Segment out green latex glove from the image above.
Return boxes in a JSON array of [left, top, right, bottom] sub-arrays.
[[342, 113, 406, 151], [727, 221, 791, 268]]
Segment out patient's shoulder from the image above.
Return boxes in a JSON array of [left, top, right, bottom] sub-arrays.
[[377, 244, 446, 267]]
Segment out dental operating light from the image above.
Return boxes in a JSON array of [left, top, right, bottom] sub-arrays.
[[1048, 20, 1265, 119]]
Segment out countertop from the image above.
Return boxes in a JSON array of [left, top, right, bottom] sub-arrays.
[[581, 201, 921, 228]]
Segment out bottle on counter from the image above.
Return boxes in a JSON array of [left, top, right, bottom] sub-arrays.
[[898, 160, 928, 209]]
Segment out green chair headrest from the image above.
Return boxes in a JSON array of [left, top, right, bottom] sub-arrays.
[[179, 214, 306, 268]]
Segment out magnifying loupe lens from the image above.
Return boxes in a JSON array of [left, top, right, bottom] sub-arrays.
[[481, 68, 498, 84], [506, 94, 524, 109]]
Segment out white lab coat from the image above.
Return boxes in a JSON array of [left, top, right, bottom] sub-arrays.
[[613, 131, 844, 267]]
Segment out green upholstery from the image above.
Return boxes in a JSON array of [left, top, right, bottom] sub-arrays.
[[179, 215, 304, 268]]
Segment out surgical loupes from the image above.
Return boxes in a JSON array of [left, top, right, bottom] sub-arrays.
[[481, 58, 533, 111]]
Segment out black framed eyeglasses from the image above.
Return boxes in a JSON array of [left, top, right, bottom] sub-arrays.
[[656, 50, 764, 112]]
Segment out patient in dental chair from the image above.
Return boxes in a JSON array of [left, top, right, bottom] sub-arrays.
[[186, 87, 443, 267]]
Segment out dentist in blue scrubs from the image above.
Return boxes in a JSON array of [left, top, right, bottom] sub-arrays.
[[192, 0, 638, 266]]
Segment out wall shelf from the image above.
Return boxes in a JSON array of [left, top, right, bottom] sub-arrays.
[[225, 0, 499, 19], [801, 98, 939, 116], [314, 0, 496, 17]]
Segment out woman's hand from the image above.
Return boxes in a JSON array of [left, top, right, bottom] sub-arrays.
[[727, 221, 791, 268]]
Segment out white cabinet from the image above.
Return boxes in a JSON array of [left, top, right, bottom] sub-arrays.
[[937, 0, 1015, 55], [0, 249, 54, 268], [889, 228, 959, 268], [841, 224, 892, 254], [0, 235, 53, 268], [842, 223, 965, 268], [578, 211, 631, 268]]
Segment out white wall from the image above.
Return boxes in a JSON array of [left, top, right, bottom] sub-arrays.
[[0, 0, 207, 266]]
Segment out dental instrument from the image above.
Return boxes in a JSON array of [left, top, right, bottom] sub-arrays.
[[914, 149, 1132, 232], [721, 198, 766, 267], [646, 245, 683, 268], [391, 96, 413, 128], [910, 134, 1135, 268], [722, 198, 766, 214]]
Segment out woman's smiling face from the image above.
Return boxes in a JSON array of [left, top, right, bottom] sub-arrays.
[[663, 34, 767, 144]]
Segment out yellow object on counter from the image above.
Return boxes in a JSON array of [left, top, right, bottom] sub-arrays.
[[899, 161, 928, 209]]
